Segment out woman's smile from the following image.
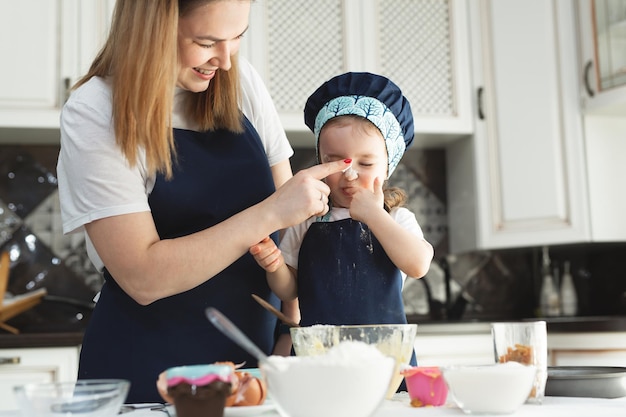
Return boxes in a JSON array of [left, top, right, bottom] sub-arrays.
[[193, 67, 216, 80]]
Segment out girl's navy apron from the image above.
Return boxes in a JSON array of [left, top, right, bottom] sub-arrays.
[[297, 217, 418, 380], [78, 117, 280, 403]]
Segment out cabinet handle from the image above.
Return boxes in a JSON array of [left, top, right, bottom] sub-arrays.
[[583, 60, 595, 98], [0, 356, 20, 365], [477, 87, 485, 120], [61, 77, 72, 105]]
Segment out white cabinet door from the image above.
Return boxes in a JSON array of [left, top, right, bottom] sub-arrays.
[[551, 350, 626, 367], [0, 346, 80, 411], [577, 0, 626, 116], [548, 332, 626, 367], [414, 333, 494, 366], [415, 329, 626, 368], [241, 0, 472, 146], [0, 0, 112, 129], [447, 0, 590, 253], [0, 1, 65, 127], [583, 115, 626, 241]]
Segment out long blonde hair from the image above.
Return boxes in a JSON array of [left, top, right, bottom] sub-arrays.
[[74, 0, 244, 178]]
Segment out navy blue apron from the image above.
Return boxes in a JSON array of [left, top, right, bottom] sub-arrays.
[[78, 118, 280, 403], [296, 217, 417, 381], [297, 217, 408, 326]]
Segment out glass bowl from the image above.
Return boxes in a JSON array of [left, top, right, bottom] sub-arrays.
[[442, 363, 536, 414], [290, 324, 417, 398], [13, 379, 130, 417]]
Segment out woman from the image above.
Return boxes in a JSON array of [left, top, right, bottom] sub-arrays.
[[57, 0, 348, 402]]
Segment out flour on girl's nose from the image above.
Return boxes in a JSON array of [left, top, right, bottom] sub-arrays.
[[343, 165, 358, 181]]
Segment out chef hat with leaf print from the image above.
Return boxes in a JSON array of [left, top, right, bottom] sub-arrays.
[[304, 72, 414, 178]]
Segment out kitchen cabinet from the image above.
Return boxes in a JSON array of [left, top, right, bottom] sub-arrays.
[[447, 0, 626, 254], [551, 350, 626, 366], [549, 332, 626, 367], [0, 346, 80, 411], [414, 332, 494, 366], [446, 0, 626, 254], [415, 325, 626, 369], [582, 115, 626, 241], [240, 0, 473, 147], [577, 0, 626, 116], [0, 0, 113, 131]]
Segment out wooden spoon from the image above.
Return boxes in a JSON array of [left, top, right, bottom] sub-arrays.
[[0, 251, 9, 304], [0, 252, 19, 334], [251, 294, 299, 328]]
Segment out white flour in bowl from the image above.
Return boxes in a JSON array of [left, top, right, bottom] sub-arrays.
[[263, 341, 394, 417], [290, 324, 416, 398]]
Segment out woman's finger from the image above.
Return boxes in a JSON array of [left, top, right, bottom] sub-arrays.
[[304, 159, 351, 181]]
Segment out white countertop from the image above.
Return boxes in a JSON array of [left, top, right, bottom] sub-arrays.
[[5, 393, 624, 417], [379, 394, 626, 417]]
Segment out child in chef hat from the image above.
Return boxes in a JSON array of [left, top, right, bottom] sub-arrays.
[[251, 72, 433, 337]]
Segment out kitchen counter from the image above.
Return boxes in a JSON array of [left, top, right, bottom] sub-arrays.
[[411, 315, 626, 335], [1, 315, 624, 348], [3, 394, 623, 417], [0, 331, 83, 348], [381, 395, 626, 417], [380, 395, 626, 417]]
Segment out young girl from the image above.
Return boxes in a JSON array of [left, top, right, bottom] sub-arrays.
[[251, 72, 433, 328]]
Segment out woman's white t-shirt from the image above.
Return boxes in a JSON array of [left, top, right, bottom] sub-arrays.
[[57, 57, 293, 271]]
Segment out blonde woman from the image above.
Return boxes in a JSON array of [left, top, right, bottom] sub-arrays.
[[57, 0, 348, 402]]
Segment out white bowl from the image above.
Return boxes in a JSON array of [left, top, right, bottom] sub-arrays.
[[262, 341, 394, 417], [442, 363, 536, 414], [13, 379, 130, 417], [290, 324, 416, 398]]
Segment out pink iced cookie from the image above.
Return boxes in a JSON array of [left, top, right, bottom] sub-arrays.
[[401, 366, 448, 407]]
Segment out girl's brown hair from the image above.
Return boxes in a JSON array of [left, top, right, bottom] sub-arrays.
[[321, 116, 408, 211], [74, 0, 244, 179]]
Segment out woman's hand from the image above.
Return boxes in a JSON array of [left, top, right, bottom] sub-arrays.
[[267, 159, 350, 229], [86, 161, 349, 305]]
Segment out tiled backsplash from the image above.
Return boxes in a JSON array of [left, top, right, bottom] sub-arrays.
[[0, 146, 98, 332], [1, 144, 625, 333], [289, 147, 626, 321]]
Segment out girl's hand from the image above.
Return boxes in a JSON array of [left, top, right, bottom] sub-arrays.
[[249, 236, 285, 272], [350, 176, 385, 222]]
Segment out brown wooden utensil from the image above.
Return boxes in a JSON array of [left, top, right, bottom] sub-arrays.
[[0, 251, 47, 334], [251, 294, 299, 328]]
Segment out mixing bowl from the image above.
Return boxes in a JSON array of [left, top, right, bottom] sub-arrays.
[[442, 362, 536, 414], [262, 341, 394, 417], [13, 379, 130, 417], [290, 324, 417, 398]]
